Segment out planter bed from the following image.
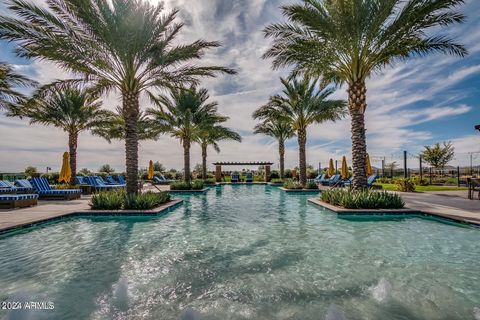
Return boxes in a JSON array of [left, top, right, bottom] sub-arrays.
[[307, 198, 417, 215]]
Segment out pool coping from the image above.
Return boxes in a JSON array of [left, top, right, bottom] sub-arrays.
[[307, 198, 480, 227], [280, 187, 320, 193], [167, 188, 210, 193], [0, 198, 184, 236]]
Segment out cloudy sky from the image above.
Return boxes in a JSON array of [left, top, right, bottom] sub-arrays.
[[0, 0, 479, 173]]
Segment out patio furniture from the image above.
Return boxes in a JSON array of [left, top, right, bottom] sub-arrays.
[[85, 176, 122, 192], [29, 177, 81, 200], [1, 180, 33, 193], [314, 174, 327, 184], [245, 172, 253, 183], [231, 172, 240, 183], [325, 174, 341, 186], [105, 175, 126, 186], [0, 194, 38, 209], [153, 175, 174, 185], [116, 176, 126, 184]]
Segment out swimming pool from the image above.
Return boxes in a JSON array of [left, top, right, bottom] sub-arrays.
[[1, 185, 479, 319]]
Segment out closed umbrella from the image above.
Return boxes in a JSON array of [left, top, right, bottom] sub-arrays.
[[366, 153, 373, 176], [328, 159, 335, 177], [59, 152, 71, 183], [341, 156, 349, 180], [148, 160, 154, 180]]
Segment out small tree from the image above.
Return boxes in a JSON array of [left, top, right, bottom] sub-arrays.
[[78, 168, 91, 176], [421, 142, 455, 169], [153, 162, 165, 173], [24, 166, 37, 178], [99, 164, 115, 174]]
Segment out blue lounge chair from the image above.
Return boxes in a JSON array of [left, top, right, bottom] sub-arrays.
[[1, 180, 33, 193], [85, 176, 123, 191], [153, 175, 173, 185], [327, 174, 341, 186], [367, 174, 378, 187], [245, 172, 253, 183], [342, 177, 353, 187], [314, 174, 327, 184], [75, 176, 89, 185], [0, 194, 38, 209], [231, 172, 240, 183], [116, 176, 126, 185], [29, 177, 81, 200], [105, 176, 125, 186], [0, 180, 17, 194]]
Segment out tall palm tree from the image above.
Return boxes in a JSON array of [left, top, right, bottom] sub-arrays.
[[147, 87, 225, 184], [253, 77, 346, 186], [253, 118, 294, 180], [16, 83, 113, 184], [263, 0, 467, 189], [0, 62, 37, 111], [198, 125, 241, 180], [0, 0, 235, 194]]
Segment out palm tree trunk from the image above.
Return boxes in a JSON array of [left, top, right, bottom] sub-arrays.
[[123, 91, 140, 194], [183, 138, 191, 184], [202, 143, 208, 180], [348, 82, 368, 189], [279, 139, 285, 180], [68, 131, 78, 185], [297, 128, 307, 186]]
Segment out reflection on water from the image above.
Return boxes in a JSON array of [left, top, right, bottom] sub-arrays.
[[0, 185, 479, 320]]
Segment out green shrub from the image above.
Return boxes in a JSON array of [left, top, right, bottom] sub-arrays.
[[320, 189, 404, 209], [270, 178, 284, 184], [90, 189, 124, 210], [283, 179, 303, 190], [54, 184, 80, 190], [203, 178, 216, 185], [170, 180, 205, 190], [394, 178, 416, 192], [124, 191, 170, 210], [89, 190, 170, 210], [305, 181, 318, 190], [377, 177, 393, 184]]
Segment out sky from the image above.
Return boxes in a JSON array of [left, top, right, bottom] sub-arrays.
[[0, 0, 479, 173]]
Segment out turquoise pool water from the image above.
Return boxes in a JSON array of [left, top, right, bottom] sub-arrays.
[[1, 185, 479, 320]]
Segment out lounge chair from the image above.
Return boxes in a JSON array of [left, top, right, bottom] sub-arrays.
[[231, 172, 240, 183], [0, 194, 38, 209], [116, 176, 126, 185], [324, 174, 341, 186], [75, 176, 89, 186], [342, 177, 353, 187], [29, 177, 81, 200], [105, 175, 125, 186], [85, 176, 123, 191], [153, 175, 174, 185], [245, 172, 253, 183], [367, 174, 378, 187], [467, 178, 480, 200], [314, 174, 327, 184]]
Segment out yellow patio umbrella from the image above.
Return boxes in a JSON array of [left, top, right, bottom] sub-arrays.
[[148, 160, 154, 180], [366, 153, 373, 176], [341, 156, 349, 180], [59, 152, 71, 183], [328, 159, 335, 177]]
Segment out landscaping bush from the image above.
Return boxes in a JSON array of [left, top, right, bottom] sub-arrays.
[[395, 178, 416, 192], [54, 184, 80, 190], [320, 189, 404, 209], [283, 179, 303, 190], [377, 177, 393, 184], [305, 181, 318, 190], [203, 178, 216, 185], [270, 178, 284, 184], [170, 180, 205, 190], [270, 170, 280, 179], [90, 189, 170, 210], [124, 191, 170, 210]]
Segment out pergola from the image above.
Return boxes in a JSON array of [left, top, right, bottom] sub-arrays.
[[212, 161, 274, 182]]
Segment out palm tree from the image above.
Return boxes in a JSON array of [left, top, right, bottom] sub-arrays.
[[147, 87, 226, 184], [253, 119, 294, 180], [263, 0, 466, 189], [0, 62, 37, 111], [0, 0, 235, 194], [253, 77, 346, 186], [16, 83, 113, 184], [198, 125, 241, 180]]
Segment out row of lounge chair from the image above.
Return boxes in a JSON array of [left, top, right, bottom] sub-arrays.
[[75, 175, 125, 191], [231, 172, 254, 183], [314, 174, 378, 188]]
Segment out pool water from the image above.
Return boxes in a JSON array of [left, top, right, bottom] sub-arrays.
[[1, 185, 479, 320]]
